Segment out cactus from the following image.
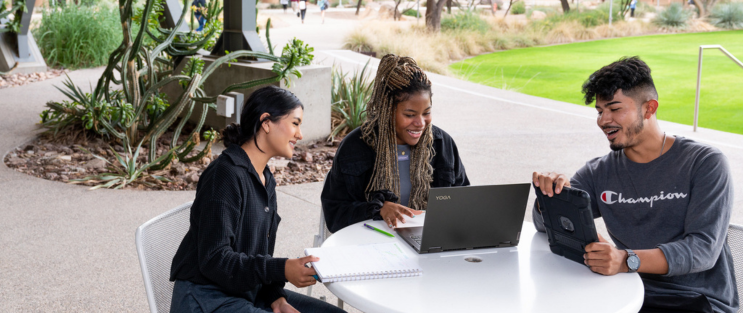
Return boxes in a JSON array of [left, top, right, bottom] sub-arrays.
[[41, 0, 314, 189]]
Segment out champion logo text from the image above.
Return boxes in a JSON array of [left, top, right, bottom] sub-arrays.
[[600, 190, 687, 207]]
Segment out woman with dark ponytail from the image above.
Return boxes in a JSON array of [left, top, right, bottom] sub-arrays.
[[321, 54, 470, 233], [170, 85, 346, 313]]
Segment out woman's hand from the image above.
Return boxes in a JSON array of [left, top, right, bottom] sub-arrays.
[[285, 255, 319, 288], [271, 297, 300, 313], [380, 201, 423, 228]]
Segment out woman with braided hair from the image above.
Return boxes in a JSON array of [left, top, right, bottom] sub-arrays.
[[321, 54, 470, 233]]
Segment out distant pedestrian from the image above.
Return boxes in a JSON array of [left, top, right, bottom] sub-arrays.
[[630, 0, 637, 17], [192, 0, 206, 32], [299, 0, 307, 23], [281, 0, 289, 13], [292, 0, 299, 16], [319, 0, 329, 23]]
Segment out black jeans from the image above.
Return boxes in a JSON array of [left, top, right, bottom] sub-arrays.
[[639, 293, 714, 313], [171, 280, 346, 313]]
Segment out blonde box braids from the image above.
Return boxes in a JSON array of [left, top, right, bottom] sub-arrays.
[[360, 54, 434, 211]]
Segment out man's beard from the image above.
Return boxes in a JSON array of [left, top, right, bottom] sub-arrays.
[[609, 118, 644, 151]]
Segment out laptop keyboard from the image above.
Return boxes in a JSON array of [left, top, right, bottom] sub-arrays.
[[410, 235, 422, 244]]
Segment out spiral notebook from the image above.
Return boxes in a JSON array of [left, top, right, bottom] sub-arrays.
[[304, 242, 423, 283]]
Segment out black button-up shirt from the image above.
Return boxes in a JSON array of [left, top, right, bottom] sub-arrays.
[[321, 125, 470, 233], [170, 144, 287, 304]]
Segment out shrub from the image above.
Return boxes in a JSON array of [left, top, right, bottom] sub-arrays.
[[595, 1, 625, 23], [330, 62, 374, 139], [511, 1, 526, 15], [402, 8, 420, 17], [546, 21, 575, 43], [532, 7, 620, 31], [709, 2, 743, 29], [654, 3, 692, 30], [576, 8, 612, 27], [34, 4, 122, 69], [343, 27, 375, 52], [635, 1, 655, 16], [526, 6, 558, 17], [441, 9, 490, 32]]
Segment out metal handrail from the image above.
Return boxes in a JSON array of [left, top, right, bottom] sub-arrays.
[[694, 45, 743, 132]]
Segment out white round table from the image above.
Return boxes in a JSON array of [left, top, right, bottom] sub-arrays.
[[321, 220, 644, 313]]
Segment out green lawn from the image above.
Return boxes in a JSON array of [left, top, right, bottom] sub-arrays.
[[450, 30, 743, 134]]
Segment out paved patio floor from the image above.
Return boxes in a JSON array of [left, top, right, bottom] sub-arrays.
[[2, 11, 743, 312]]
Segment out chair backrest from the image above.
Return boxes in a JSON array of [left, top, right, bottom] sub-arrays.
[[314, 172, 332, 248], [727, 223, 743, 313], [136, 202, 193, 313]]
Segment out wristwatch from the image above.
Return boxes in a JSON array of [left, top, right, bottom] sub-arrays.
[[625, 249, 640, 273]]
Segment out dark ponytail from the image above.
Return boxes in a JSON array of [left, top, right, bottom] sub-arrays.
[[221, 85, 304, 151]]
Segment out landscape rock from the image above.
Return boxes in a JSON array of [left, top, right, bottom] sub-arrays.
[[83, 158, 107, 170], [5, 134, 338, 190], [301, 152, 313, 163], [268, 159, 290, 170], [171, 163, 186, 175], [287, 161, 302, 172], [530, 10, 547, 20], [186, 172, 200, 184]]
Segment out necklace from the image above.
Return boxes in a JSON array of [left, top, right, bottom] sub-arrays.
[[660, 132, 667, 158]]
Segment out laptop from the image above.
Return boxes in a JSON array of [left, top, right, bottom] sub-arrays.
[[397, 183, 531, 254]]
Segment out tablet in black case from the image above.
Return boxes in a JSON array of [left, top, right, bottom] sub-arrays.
[[534, 183, 599, 264]]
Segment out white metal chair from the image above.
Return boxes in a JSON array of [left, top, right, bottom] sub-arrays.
[[727, 223, 743, 313], [306, 172, 344, 308], [136, 202, 193, 313]]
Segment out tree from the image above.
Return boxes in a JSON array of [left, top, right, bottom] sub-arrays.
[[355, 0, 363, 15], [559, 0, 570, 13], [394, 0, 403, 20], [691, 0, 720, 17], [426, 0, 448, 31]]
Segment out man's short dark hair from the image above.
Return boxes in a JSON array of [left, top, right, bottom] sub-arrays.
[[582, 56, 658, 105]]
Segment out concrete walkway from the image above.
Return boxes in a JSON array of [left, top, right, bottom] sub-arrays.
[[3, 14, 743, 312]]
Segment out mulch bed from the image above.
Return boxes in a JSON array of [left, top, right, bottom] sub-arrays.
[[3, 131, 340, 191], [0, 69, 68, 89]]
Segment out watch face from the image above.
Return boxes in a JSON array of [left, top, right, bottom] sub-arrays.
[[628, 255, 640, 271]]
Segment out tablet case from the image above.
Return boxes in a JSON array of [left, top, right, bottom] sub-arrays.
[[533, 183, 598, 264]]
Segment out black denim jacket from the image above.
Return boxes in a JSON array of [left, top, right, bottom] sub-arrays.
[[170, 144, 287, 305], [321, 125, 470, 233]]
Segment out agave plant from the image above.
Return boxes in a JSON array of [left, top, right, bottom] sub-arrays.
[[330, 61, 374, 140], [653, 3, 692, 30], [40, 0, 314, 189], [709, 2, 743, 29]]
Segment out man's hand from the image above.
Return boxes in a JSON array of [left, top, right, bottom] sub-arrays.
[[584, 234, 628, 276], [285, 255, 319, 288], [271, 297, 300, 313], [532, 171, 571, 197], [380, 201, 423, 228]]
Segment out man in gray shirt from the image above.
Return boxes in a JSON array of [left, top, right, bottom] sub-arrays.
[[533, 57, 738, 313]]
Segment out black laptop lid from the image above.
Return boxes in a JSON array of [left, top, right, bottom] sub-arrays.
[[419, 183, 531, 253]]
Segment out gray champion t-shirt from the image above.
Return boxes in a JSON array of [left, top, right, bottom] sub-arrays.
[[571, 136, 737, 313], [397, 145, 412, 207]]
